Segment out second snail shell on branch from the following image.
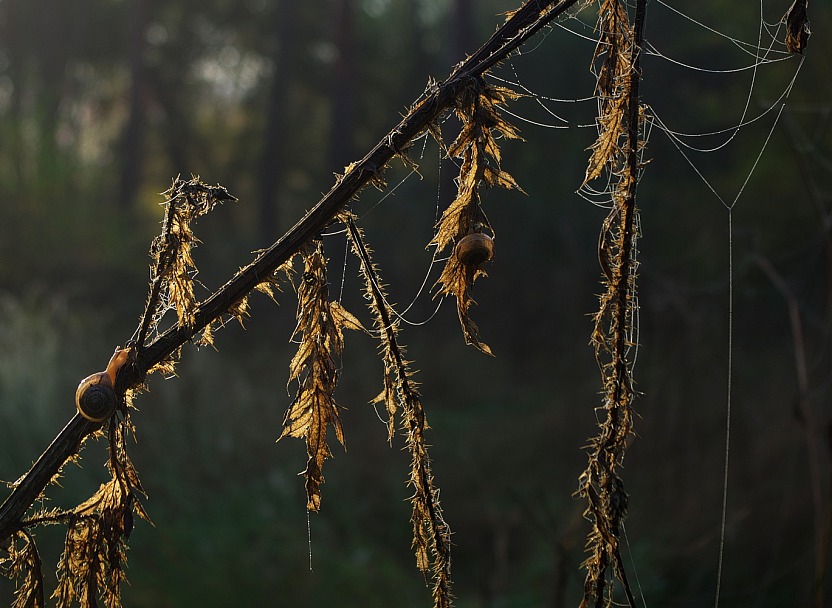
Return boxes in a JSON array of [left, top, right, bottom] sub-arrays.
[[75, 348, 130, 423], [455, 232, 494, 267]]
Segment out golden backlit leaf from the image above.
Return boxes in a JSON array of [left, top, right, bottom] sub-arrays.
[[344, 216, 452, 604], [483, 166, 522, 191], [371, 375, 398, 443], [54, 459, 139, 608], [329, 301, 367, 334], [3, 531, 45, 608], [583, 102, 626, 186], [280, 242, 349, 512], [288, 338, 315, 383]]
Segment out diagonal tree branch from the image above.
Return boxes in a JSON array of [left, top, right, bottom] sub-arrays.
[[0, 0, 583, 545]]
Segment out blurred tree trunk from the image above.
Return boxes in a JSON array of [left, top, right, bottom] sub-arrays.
[[34, 1, 68, 174], [1, 0, 25, 186], [452, 0, 475, 60], [2, 0, 71, 189], [257, 0, 299, 245], [403, 0, 432, 104], [328, 0, 356, 172], [117, 0, 149, 210], [150, 75, 192, 177]]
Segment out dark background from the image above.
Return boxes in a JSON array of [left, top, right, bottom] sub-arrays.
[[1, 1, 831, 606]]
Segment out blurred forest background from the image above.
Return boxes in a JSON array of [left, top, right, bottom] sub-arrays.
[[1, 0, 831, 606]]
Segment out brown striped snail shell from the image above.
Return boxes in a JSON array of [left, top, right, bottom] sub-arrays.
[[75, 348, 129, 422], [75, 373, 116, 422], [454, 232, 494, 267]]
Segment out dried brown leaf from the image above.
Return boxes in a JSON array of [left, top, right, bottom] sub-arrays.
[[280, 243, 352, 512], [146, 177, 234, 334], [783, 0, 810, 53], [2, 531, 45, 608], [583, 100, 626, 186], [344, 217, 453, 604], [329, 301, 368, 334]]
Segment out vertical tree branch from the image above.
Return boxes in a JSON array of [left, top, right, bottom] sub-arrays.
[[579, 0, 647, 605]]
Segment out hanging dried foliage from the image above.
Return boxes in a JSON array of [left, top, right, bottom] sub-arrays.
[[344, 215, 453, 608], [0, 394, 147, 608], [432, 79, 522, 355], [0, 2, 701, 604], [577, 0, 647, 606], [783, 0, 811, 54], [280, 241, 363, 512], [51, 416, 149, 608], [54, 487, 128, 607], [583, 0, 633, 187], [2, 530, 44, 608], [138, 176, 235, 354]]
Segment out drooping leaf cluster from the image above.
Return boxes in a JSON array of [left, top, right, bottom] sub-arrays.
[[1, 413, 149, 608], [583, 0, 634, 188], [783, 0, 811, 54], [344, 215, 453, 608], [138, 176, 236, 352], [431, 79, 523, 355], [279, 241, 363, 512], [577, 0, 646, 606], [1, 530, 44, 608], [54, 417, 149, 608]]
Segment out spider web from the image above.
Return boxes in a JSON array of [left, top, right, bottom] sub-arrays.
[[291, 1, 809, 602], [475, 1, 808, 605]]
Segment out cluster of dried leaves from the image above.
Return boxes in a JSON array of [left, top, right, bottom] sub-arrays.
[[139, 176, 236, 351], [2, 418, 148, 608], [431, 78, 522, 356], [783, 0, 811, 54], [345, 215, 453, 606], [279, 242, 363, 512], [272, 75, 526, 605], [577, 1, 646, 606], [1, 177, 236, 608], [0, 61, 530, 607]]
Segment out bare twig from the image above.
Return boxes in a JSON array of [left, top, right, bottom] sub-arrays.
[[135, 190, 178, 349]]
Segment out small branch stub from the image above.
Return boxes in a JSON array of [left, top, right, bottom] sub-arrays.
[[75, 348, 130, 422]]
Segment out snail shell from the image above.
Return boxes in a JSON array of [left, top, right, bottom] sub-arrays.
[[75, 348, 129, 423], [75, 373, 117, 422], [455, 232, 494, 267]]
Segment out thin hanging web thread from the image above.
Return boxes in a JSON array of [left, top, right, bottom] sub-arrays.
[[490, 3, 798, 604], [620, 6, 800, 604], [335, 132, 446, 327], [714, 208, 733, 608], [651, 90, 799, 603], [353, 138, 448, 330], [648, 47, 803, 608], [308, 510, 315, 571], [623, 523, 648, 607]]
